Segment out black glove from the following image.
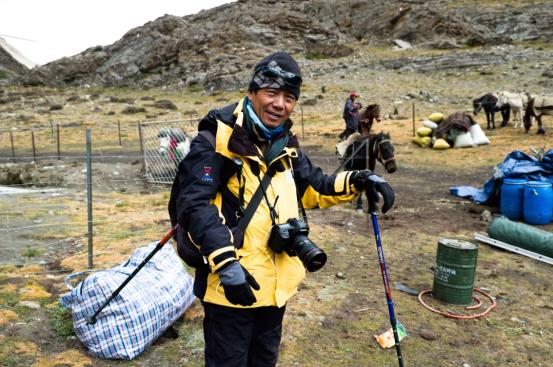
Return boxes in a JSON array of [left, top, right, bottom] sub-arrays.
[[218, 260, 260, 306], [352, 170, 395, 213]]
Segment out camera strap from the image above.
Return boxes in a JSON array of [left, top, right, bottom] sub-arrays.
[[236, 167, 276, 233], [296, 181, 309, 226]]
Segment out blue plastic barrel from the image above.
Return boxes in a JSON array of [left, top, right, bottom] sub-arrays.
[[523, 181, 553, 225], [500, 178, 527, 220]]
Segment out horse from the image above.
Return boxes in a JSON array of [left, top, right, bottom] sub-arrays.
[[523, 96, 553, 135], [358, 104, 381, 135], [340, 131, 396, 211], [158, 128, 191, 165], [472, 93, 510, 129], [496, 91, 528, 129]]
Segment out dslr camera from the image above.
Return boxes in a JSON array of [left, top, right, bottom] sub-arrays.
[[268, 218, 327, 272]]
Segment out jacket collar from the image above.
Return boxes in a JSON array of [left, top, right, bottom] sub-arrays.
[[216, 98, 299, 160]]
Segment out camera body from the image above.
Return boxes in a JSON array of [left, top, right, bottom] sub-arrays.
[[268, 218, 327, 272]]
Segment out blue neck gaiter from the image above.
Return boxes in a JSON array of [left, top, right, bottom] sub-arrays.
[[244, 97, 286, 140]]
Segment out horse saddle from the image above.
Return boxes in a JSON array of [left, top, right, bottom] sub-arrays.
[[335, 132, 362, 158]]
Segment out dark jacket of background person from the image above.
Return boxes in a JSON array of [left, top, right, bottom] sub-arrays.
[[343, 96, 357, 130]]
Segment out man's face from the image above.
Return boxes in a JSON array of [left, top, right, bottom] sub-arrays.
[[248, 88, 297, 129]]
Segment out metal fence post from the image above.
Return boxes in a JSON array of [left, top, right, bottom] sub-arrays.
[[412, 102, 416, 137], [86, 129, 94, 269], [137, 122, 146, 175], [50, 119, 54, 143], [57, 124, 61, 160], [117, 120, 122, 146], [31, 130, 37, 162], [9, 131, 15, 163]]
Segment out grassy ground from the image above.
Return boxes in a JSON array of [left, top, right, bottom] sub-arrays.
[[1, 42, 552, 366]]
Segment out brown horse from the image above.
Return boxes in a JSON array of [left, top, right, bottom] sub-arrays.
[[358, 104, 381, 135], [342, 131, 396, 211], [523, 96, 553, 134]]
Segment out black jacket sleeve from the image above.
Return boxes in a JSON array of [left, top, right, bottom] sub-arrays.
[[292, 149, 342, 197], [173, 133, 232, 258]]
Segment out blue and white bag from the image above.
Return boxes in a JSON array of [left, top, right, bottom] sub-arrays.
[[61, 241, 196, 360]]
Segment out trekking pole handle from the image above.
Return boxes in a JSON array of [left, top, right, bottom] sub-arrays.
[[367, 188, 377, 214], [160, 224, 178, 246]]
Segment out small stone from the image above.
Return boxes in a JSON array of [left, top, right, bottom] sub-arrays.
[[480, 210, 492, 222], [419, 329, 437, 341], [335, 272, 346, 279], [18, 301, 41, 309], [510, 316, 526, 325]]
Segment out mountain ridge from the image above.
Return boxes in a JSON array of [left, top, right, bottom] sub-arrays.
[[5, 0, 553, 91]]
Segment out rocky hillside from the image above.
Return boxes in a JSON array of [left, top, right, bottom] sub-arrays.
[[0, 38, 30, 82], [14, 0, 553, 91]]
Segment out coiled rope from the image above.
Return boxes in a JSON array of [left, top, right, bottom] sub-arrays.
[[418, 288, 497, 319]]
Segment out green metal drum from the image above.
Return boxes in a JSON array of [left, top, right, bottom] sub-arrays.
[[432, 239, 478, 306]]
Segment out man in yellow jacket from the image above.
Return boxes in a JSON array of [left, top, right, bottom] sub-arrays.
[[169, 51, 394, 367]]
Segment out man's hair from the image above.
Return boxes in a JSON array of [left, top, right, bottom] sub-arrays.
[[248, 51, 302, 100]]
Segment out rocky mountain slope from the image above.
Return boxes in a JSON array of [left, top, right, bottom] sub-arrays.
[[11, 0, 553, 92], [0, 38, 31, 81]]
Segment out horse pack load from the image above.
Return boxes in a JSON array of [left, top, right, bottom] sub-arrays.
[[412, 111, 490, 150]]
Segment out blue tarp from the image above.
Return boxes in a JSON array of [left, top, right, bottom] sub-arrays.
[[450, 150, 553, 205]]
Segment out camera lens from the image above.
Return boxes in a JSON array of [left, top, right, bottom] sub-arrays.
[[293, 235, 327, 272]]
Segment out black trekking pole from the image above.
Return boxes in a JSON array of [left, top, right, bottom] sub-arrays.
[[367, 196, 405, 367], [86, 224, 178, 325]]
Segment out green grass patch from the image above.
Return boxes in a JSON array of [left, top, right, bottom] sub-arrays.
[[0, 292, 19, 307], [48, 303, 75, 338], [21, 247, 42, 258]]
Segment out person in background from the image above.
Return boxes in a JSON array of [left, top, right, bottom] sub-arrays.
[[353, 101, 363, 134], [339, 91, 360, 140], [169, 52, 394, 367]]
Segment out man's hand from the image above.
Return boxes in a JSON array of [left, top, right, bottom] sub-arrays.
[[351, 170, 395, 213], [218, 261, 260, 306]]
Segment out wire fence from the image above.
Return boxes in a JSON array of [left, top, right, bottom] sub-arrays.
[[0, 120, 167, 271], [0, 117, 350, 271], [0, 120, 141, 163], [0, 157, 172, 271]]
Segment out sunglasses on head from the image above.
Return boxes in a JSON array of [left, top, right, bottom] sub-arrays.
[[255, 66, 302, 87]]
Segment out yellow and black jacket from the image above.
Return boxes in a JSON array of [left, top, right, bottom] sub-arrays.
[[170, 98, 358, 308]]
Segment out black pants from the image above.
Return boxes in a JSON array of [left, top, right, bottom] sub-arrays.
[[202, 302, 286, 367]]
